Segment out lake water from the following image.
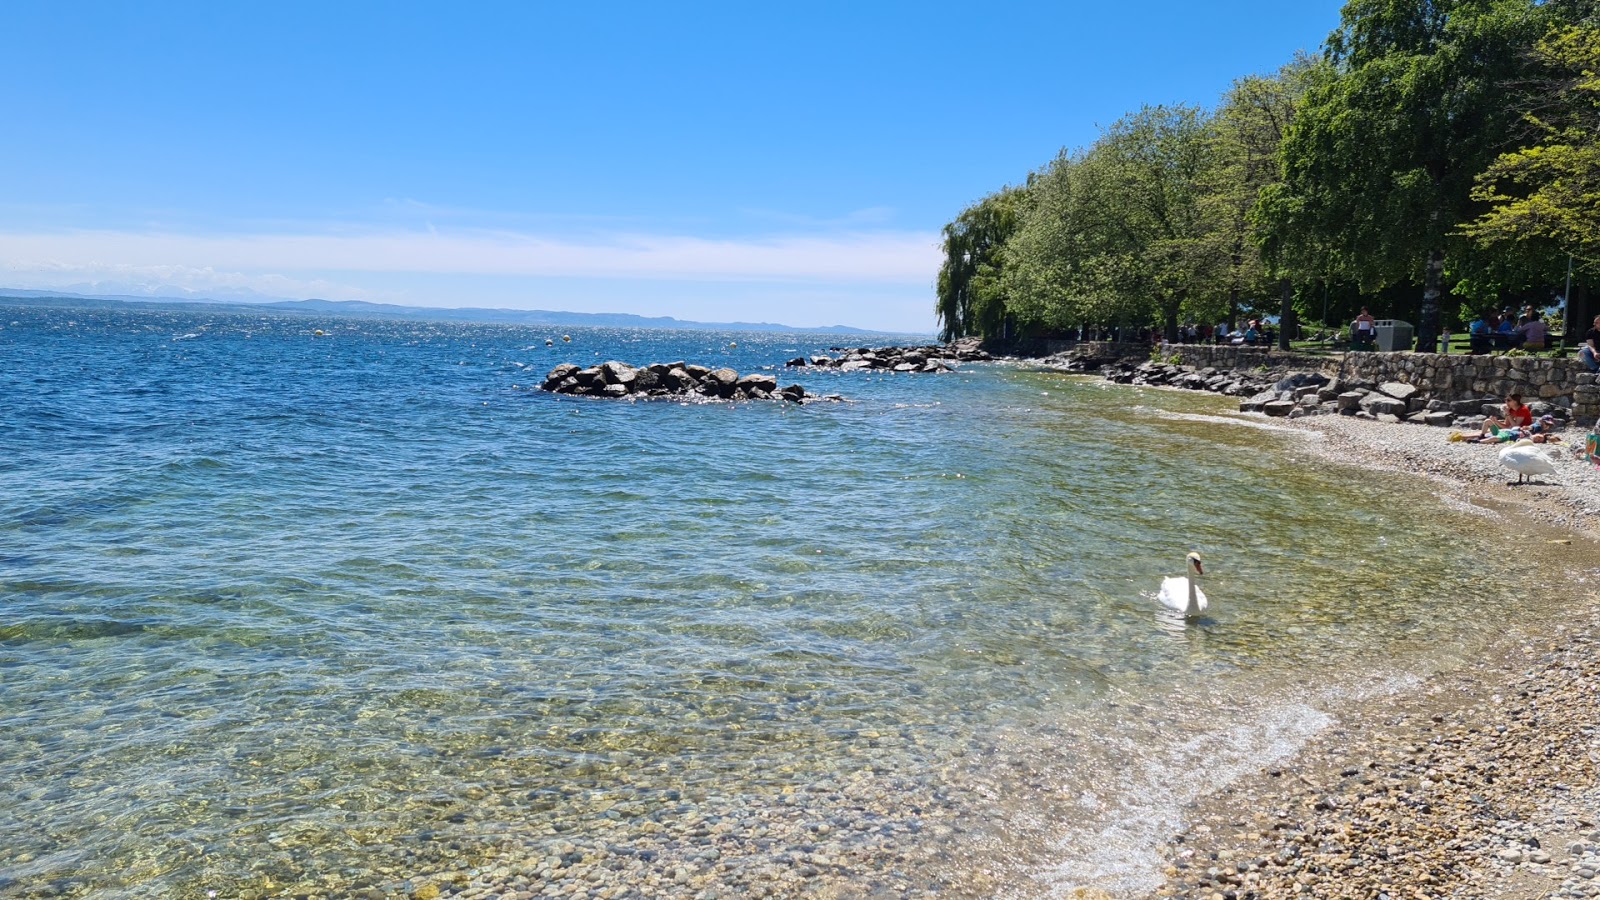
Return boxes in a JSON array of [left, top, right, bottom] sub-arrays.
[[0, 305, 1577, 897]]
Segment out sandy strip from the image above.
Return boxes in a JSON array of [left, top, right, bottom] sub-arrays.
[[1140, 414, 1600, 900]]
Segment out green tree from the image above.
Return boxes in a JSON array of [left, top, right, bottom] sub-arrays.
[[1463, 24, 1600, 268], [1004, 105, 1221, 341], [935, 185, 1028, 342], [1209, 56, 1322, 348], [1258, 0, 1555, 351]]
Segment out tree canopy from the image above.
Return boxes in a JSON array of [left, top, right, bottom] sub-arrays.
[[937, 0, 1594, 350]]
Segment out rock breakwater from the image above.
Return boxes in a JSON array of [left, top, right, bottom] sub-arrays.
[[785, 344, 990, 373], [541, 361, 825, 402]]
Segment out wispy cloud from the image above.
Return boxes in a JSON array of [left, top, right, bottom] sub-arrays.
[[3, 261, 375, 300], [0, 226, 940, 284]]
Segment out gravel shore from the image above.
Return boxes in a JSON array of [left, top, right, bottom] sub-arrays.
[[1145, 413, 1600, 900]]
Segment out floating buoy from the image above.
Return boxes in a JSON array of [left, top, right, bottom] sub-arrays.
[[545, 338, 553, 347], [562, 335, 571, 343], [729, 342, 737, 349], [314, 329, 325, 336]]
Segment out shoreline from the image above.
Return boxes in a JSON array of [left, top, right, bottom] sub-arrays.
[[1139, 411, 1600, 899]]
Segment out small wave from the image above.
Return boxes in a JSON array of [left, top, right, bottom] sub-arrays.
[[1036, 698, 1334, 895], [1147, 411, 1300, 432]]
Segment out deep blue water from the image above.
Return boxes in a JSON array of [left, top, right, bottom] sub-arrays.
[[0, 305, 1574, 897]]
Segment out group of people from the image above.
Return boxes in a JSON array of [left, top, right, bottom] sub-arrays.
[[1166, 321, 1275, 346], [1455, 393, 1563, 444], [1468, 306, 1549, 352]]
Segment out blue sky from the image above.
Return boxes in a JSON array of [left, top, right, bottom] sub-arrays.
[[2, 1, 1344, 333]]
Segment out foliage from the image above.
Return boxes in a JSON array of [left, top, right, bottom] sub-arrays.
[[1003, 106, 1223, 341], [1211, 56, 1323, 338], [935, 185, 1028, 342], [1257, 0, 1556, 351], [1463, 24, 1600, 272], [930, 0, 1597, 351], [1149, 344, 1183, 365]]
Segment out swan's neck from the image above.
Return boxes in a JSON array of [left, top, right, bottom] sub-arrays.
[[1185, 576, 1200, 615]]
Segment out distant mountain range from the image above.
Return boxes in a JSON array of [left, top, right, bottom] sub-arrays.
[[0, 289, 900, 335]]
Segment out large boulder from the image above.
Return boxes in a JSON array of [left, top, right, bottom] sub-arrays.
[[1377, 382, 1418, 402], [663, 367, 694, 391], [601, 361, 637, 387], [736, 374, 778, 395], [543, 363, 580, 388], [631, 368, 661, 393], [1263, 400, 1297, 417], [703, 368, 740, 397], [1359, 394, 1409, 417]]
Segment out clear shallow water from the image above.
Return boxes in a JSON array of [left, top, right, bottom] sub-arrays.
[[0, 305, 1579, 897]]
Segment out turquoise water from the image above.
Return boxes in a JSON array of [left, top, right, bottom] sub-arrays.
[[0, 306, 1573, 897]]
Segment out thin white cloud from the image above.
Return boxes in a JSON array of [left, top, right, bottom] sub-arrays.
[[4, 261, 373, 300], [0, 226, 941, 284]]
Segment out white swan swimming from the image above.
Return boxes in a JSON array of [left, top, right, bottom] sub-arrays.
[[1158, 552, 1208, 617], [1499, 439, 1558, 485]]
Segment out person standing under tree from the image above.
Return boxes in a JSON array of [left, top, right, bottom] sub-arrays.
[[1352, 307, 1377, 348]]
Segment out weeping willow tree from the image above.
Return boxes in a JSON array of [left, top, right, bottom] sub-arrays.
[[934, 184, 1028, 342]]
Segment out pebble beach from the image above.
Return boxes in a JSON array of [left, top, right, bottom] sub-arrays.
[[1146, 413, 1600, 900]]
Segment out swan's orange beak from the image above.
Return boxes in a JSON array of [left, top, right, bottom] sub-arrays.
[[1193, 560, 1204, 575]]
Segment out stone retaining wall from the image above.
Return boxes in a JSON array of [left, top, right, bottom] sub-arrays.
[[1137, 343, 1600, 423]]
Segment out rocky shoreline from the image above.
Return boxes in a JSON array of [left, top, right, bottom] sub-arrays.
[[1049, 355, 1579, 431], [1098, 375, 1600, 898]]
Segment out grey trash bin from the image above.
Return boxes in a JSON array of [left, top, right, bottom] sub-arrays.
[[1374, 319, 1414, 352]]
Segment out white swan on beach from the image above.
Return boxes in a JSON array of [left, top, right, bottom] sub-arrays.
[[1499, 439, 1559, 485], [1158, 552, 1208, 617]]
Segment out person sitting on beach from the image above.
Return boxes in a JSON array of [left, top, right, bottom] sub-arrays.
[[1463, 415, 1562, 444], [1581, 315, 1600, 373], [1472, 392, 1536, 441], [1480, 393, 1533, 436]]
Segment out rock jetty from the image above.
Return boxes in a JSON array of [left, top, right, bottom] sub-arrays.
[[785, 344, 990, 373], [541, 361, 821, 402]]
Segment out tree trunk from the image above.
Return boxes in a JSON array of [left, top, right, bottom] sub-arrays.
[[1277, 278, 1294, 351], [1164, 303, 1180, 344], [1417, 248, 1445, 352], [1228, 285, 1239, 334], [1569, 281, 1590, 346]]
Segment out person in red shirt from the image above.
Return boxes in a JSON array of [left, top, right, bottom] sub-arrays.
[[1480, 393, 1533, 436]]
